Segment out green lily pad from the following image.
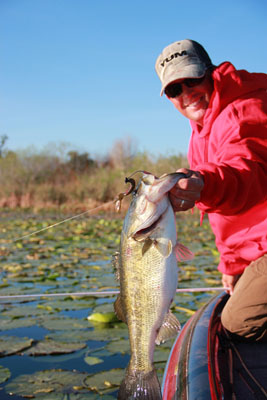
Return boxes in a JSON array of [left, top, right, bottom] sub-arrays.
[[46, 330, 98, 343], [0, 317, 36, 331], [92, 302, 115, 313], [40, 299, 94, 311], [39, 316, 89, 331], [24, 339, 87, 356], [84, 356, 103, 366], [154, 347, 171, 363], [5, 369, 89, 396], [0, 287, 41, 303], [106, 339, 130, 355], [88, 324, 128, 341], [89, 348, 111, 358], [0, 335, 33, 356], [0, 365, 11, 383], [30, 348, 88, 364], [84, 368, 123, 392], [2, 305, 53, 318], [87, 312, 118, 323]]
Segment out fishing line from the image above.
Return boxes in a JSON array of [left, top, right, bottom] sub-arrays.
[[0, 287, 225, 300], [10, 177, 136, 242], [11, 200, 115, 242], [2, 179, 227, 303]]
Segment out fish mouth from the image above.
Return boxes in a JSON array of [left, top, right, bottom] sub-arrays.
[[132, 214, 162, 241]]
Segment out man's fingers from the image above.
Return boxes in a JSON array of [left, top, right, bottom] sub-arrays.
[[169, 193, 195, 211], [170, 186, 201, 201], [169, 168, 204, 212]]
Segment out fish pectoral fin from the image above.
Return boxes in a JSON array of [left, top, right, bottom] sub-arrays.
[[114, 295, 127, 324], [155, 311, 181, 345], [174, 241, 194, 261], [142, 238, 153, 255], [153, 238, 172, 258]]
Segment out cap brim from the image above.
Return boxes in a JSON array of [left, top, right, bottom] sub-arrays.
[[160, 63, 207, 96]]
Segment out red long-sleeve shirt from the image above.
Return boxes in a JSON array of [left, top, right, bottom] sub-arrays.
[[188, 62, 267, 275]]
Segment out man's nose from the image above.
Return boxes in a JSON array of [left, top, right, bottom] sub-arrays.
[[180, 85, 195, 102], [181, 83, 194, 95]]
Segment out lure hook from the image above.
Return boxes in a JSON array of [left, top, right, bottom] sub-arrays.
[[114, 176, 136, 212]]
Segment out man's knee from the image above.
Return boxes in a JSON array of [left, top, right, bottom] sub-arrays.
[[221, 304, 267, 341], [221, 254, 267, 341], [221, 301, 248, 336]]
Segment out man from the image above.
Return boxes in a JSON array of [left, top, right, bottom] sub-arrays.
[[155, 39, 267, 341]]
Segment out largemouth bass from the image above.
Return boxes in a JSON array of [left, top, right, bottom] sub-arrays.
[[114, 172, 193, 399]]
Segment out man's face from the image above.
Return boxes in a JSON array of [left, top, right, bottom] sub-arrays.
[[165, 73, 214, 127]]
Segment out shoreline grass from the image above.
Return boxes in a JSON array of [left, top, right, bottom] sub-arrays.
[[0, 138, 188, 212]]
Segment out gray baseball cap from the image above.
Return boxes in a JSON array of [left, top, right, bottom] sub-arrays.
[[155, 39, 212, 95]]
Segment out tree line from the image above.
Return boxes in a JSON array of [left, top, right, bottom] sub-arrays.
[[0, 136, 188, 210]]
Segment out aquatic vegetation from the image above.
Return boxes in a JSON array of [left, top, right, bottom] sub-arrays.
[[0, 211, 220, 398]]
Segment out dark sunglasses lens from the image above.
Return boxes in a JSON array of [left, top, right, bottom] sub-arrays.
[[165, 83, 182, 98], [185, 76, 205, 88], [165, 76, 205, 98]]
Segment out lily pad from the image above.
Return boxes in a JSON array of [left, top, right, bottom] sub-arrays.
[[24, 339, 86, 356], [154, 347, 172, 363], [0, 335, 33, 356], [0, 365, 11, 383], [39, 316, 89, 331], [84, 325, 128, 342], [87, 312, 118, 324], [0, 317, 36, 331], [30, 348, 88, 364], [2, 305, 52, 318], [92, 302, 115, 313], [46, 330, 98, 343], [84, 355, 103, 366], [0, 286, 41, 303], [40, 299, 95, 311], [5, 369, 89, 396], [84, 368, 123, 393], [106, 339, 130, 355]]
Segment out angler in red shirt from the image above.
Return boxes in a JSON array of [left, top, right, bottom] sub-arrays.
[[155, 39, 267, 341]]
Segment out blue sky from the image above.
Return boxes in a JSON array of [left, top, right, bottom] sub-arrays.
[[1, 0, 266, 159]]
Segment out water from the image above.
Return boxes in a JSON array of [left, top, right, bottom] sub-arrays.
[[0, 212, 220, 398]]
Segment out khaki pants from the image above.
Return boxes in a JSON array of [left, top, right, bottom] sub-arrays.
[[221, 254, 267, 342]]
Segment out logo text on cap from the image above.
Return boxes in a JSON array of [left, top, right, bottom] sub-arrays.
[[160, 51, 187, 68]]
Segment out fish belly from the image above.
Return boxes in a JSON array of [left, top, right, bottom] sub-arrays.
[[120, 241, 178, 374]]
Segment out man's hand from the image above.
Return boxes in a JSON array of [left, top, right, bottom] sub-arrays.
[[169, 168, 204, 212], [222, 273, 241, 295]]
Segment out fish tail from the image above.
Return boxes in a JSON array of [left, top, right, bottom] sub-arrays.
[[118, 368, 162, 399]]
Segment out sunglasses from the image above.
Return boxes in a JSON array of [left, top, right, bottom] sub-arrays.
[[164, 76, 206, 98]]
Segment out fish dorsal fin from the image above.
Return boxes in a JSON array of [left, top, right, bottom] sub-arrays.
[[155, 311, 181, 345], [154, 238, 173, 258], [174, 242, 194, 261]]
